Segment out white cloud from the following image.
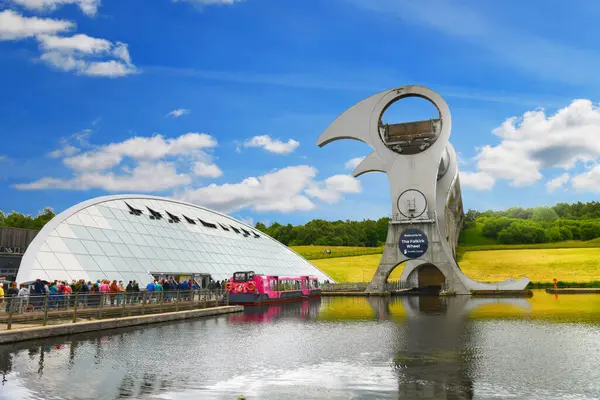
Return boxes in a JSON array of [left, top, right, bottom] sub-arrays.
[[17, 132, 222, 192], [546, 173, 570, 192], [305, 175, 361, 204], [38, 33, 110, 53], [0, 9, 73, 40], [82, 60, 137, 77], [344, 156, 365, 170], [571, 166, 600, 193], [7, 0, 101, 16], [178, 165, 361, 213], [167, 109, 190, 118], [0, 10, 136, 77], [38, 35, 136, 77], [193, 161, 223, 178], [243, 135, 300, 154], [459, 171, 495, 190], [64, 133, 217, 172], [48, 144, 79, 158], [465, 99, 600, 189], [16, 162, 191, 192]]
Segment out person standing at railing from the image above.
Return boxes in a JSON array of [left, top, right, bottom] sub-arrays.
[[132, 280, 139, 303], [126, 281, 133, 304], [154, 280, 163, 303], [117, 281, 125, 306], [18, 283, 30, 313], [0, 283, 4, 312], [6, 282, 19, 314], [79, 279, 89, 308], [49, 281, 59, 309], [109, 280, 118, 306]]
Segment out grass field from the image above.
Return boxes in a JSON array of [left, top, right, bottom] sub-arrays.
[[290, 245, 384, 260], [311, 254, 403, 282], [312, 248, 600, 284]]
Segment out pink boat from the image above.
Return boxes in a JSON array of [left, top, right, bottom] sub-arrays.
[[225, 271, 322, 305]]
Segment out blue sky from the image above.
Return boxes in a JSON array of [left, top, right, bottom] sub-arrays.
[[1, 0, 600, 226]]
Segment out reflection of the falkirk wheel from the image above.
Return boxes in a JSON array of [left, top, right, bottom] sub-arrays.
[[366, 295, 532, 320], [366, 296, 532, 400], [227, 298, 322, 324]]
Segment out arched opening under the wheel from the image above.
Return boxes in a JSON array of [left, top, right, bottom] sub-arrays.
[[407, 263, 446, 293]]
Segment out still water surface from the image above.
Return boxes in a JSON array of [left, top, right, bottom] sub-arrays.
[[1, 290, 599, 399]]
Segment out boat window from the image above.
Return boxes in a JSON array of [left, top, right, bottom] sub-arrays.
[[270, 279, 277, 292], [233, 272, 247, 282]]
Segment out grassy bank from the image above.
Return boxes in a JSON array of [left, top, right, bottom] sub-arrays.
[[313, 248, 600, 285], [290, 245, 384, 260]]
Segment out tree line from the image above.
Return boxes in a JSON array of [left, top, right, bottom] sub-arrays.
[[4, 200, 600, 246], [465, 202, 600, 244], [0, 208, 55, 231]]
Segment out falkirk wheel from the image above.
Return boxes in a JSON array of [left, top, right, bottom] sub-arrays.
[[316, 85, 530, 294]]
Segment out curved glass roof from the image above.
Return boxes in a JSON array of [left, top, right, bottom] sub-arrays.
[[17, 195, 333, 285]]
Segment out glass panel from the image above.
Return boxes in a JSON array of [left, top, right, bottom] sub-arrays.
[[47, 270, 73, 282], [92, 255, 114, 272], [98, 241, 120, 257], [66, 214, 83, 226], [127, 244, 146, 259], [45, 236, 70, 253], [139, 259, 155, 273], [109, 257, 133, 272], [55, 223, 77, 239], [120, 221, 135, 232], [69, 225, 94, 241], [132, 223, 149, 235], [153, 247, 169, 260], [63, 238, 89, 255], [116, 231, 136, 245], [140, 246, 158, 259], [113, 243, 134, 258], [164, 237, 177, 249], [78, 213, 98, 228], [55, 253, 83, 271], [103, 229, 124, 244], [127, 258, 145, 272], [154, 236, 169, 249], [87, 227, 109, 242], [142, 235, 158, 247], [97, 205, 116, 219], [92, 215, 112, 229], [75, 254, 102, 271], [107, 218, 126, 231], [132, 234, 148, 246], [80, 240, 105, 256], [36, 252, 64, 271]]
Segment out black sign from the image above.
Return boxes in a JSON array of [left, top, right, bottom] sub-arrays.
[[398, 228, 428, 259]]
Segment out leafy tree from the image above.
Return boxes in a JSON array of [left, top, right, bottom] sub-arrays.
[[497, 220, 545, 244], [531, 206, 559, 223]]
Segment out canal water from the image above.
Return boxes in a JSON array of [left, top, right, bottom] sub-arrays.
[[1, 289, 599, 399]]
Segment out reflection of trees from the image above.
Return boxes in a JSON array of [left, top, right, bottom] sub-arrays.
[[0, 344, 12, 386]]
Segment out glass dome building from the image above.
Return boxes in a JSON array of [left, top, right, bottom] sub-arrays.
[[16, 195, 334, 286]]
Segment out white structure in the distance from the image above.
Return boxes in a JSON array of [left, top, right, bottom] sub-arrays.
[[317, 85, 529, 294], [16, 195, 334, 286]]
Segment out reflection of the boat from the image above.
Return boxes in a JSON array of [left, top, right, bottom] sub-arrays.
[[227, 298, 321, 324]]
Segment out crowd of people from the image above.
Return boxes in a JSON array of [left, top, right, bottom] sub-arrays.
[[0, 277, 228, 313]]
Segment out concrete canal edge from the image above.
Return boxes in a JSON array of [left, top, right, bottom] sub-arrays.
[[0, 305, 243, 344]]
